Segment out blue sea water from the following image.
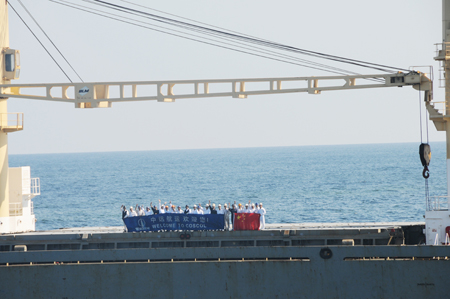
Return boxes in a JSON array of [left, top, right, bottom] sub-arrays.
[[9, 142, 447, 231]]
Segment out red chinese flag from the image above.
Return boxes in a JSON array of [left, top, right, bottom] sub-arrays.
[[234, 213, 260, 231]]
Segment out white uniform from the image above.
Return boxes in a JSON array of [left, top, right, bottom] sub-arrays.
[[129, 210, 138, 217], [258, 207, 266, 229], [224, 209, 230, 231], [196, 209, 204, 215], [159, 207, 165, 214], [217, 209, 225, 215]]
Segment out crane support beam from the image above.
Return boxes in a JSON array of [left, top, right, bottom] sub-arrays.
[[0, 72, 431, 108]]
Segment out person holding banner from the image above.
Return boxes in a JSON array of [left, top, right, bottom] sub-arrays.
[[196, 205, 204, 214], [184, 205, 191, 214], [145, 207, 152, 216], [150, 202, 159, 215], [129, 207, 137, 217], [210, 204, 217, 214], [121, 205, 129, 219]]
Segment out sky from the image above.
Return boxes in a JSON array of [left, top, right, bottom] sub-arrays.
[[5, 0, 445, 155]]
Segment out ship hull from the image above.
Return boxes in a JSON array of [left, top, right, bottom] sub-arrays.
[[0, 223, 449, 298]]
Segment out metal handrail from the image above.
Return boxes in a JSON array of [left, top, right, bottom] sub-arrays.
[[0, 113, 23, 129], [427, 196, 449, 211]]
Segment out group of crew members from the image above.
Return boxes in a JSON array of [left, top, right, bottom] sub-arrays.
[[121, 200, 266, 230]]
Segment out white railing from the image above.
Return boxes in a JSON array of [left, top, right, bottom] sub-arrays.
[[427, 196, 449, 211], [9, 202, 22, 216], [30, 201, 34, 215], [31, 177, 40, 195], [0, 113, 23, 130]]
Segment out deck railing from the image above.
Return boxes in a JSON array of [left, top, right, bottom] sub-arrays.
[[427, 196, 449, 211], [0, 113, 23, 132]]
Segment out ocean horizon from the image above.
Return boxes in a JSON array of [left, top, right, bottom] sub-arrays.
[[9, 142, 447, 231]]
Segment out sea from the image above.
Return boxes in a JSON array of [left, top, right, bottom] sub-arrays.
[[9, 142, 447, 231]]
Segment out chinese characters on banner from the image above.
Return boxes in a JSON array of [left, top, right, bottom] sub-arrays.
[[123, 214, 225, 232]]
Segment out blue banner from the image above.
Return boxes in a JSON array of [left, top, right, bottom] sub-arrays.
[[123, 214, 225, 232]]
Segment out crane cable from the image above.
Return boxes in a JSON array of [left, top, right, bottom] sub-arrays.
[[51, 0, 371, 77], [51, 0, 372, 77], [418, 84, 431, 180], [89, 0, 409, 73], [8, 1, 74, 83]]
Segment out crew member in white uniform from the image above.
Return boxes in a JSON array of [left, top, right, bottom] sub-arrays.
[[159, 200, 165, 214], [177, 206, 183, 213], [258, 203, 266, 229], [223, 204, 230, 231], [138, 206, 145, 216], [196, 205, 204, 214], [129, 207, 138, 217], [204, 204, 211, 214]]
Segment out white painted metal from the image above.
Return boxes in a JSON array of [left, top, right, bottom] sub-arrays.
[[0, 166, 38, 233], [0, 1, 11, 224], [0, 72, 430, 108], [424, 0, 450, 245]]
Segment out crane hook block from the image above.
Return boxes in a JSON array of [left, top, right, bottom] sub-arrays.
[[419, 143, 431, 179]]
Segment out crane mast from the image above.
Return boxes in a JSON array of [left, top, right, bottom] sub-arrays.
[[0, 1, 441, 234]]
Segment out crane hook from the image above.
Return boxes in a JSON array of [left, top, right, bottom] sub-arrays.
[[423, 166, 430, 179]]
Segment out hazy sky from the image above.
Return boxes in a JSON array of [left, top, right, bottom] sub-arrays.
[[5, 0, 445, 155]]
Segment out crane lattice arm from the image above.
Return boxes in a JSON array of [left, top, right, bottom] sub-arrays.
[[0, 72, 432, 108]]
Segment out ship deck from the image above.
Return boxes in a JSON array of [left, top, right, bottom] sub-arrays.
[[1, 221, 424, 236]]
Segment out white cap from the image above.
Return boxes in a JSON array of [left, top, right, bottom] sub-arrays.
[[194, 205, 197, 207]]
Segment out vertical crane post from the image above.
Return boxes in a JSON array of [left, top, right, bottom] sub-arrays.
[[443, 0, 450, 194], [0, 1, 10, 222]]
